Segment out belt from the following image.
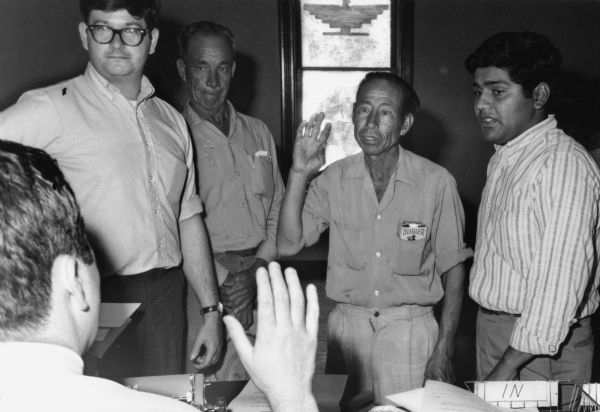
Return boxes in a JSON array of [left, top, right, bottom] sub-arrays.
[[480, 307, 521, 318]]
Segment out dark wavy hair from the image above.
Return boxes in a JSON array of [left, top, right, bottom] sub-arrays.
[[356, 71, 420, 118], [465, 31, 562, 97], [178, 20, 236, 59], [0, 140, 93, 340], [79, 0, 160, 30]]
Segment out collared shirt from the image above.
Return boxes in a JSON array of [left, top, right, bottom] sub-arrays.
[[302, 148, 472, 308], [0, 64, 202, 276], [0, 342, 196, 412], [183, 102, 283, 264], [470, 116, 600, 356]]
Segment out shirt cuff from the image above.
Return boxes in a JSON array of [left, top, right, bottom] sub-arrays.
[[435, 245, 473, 274], [179, 194, 203, 221], [510, 320, 562, 356]]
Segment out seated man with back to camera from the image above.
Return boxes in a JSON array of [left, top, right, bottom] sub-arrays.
[[0, 140, 198, 412], [0, 140, 319, 412]]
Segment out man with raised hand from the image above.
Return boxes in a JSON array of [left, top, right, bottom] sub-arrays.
[[0, 0, 221, 377], [224, 262, 319, 412], [0, 140, 197, 412], [277, 72, 472, 406]]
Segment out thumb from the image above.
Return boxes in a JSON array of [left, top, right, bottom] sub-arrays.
[[223, 315, 254, 365]]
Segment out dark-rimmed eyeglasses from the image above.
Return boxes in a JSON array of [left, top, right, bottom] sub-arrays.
[[86, 24, 149, 47]]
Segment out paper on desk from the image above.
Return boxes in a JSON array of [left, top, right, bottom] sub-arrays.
[[99, 302, 140, 327], [227, 380, 271, 412], [386, 380, 539, 412]]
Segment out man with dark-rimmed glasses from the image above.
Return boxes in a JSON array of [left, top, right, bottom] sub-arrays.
[[0, 0, 222, 378]]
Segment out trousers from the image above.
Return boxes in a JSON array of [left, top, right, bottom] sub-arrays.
[[100, 267, 185, 378], [476, 308, 593, 406], [326, 303, 438, 406]]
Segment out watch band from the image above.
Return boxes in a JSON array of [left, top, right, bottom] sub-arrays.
[[200, 302, 222, 316]]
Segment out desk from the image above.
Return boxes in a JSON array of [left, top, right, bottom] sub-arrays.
[[119, 374, 346, 411]]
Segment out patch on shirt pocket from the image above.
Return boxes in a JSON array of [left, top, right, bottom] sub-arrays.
[[399, 222, 427, 241], [393, 222, 427, 275]]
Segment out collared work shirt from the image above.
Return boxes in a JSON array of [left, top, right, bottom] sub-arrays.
[[0, 342, 196, 412], [469, 116, 600, 355], [183, 102, 283, 262], [0, 64, 202, 276], [302, 149, 472, 308]]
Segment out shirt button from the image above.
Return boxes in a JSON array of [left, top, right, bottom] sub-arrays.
[[374, 311, 380, 317], [247, 234, 252, 239], [375, 251, 381, 258], [376, 214, 381, 220], [241, 202, 246, 207], [153, 209, 159, 214], [149, 175, 155, 182], [236, 171, 241, 176], [374, 290, 380, 296], [158, 244, 163, 249]]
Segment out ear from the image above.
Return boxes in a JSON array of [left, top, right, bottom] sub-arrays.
[[400, 113, 415, 135], [532, 82, 550, 110], [78, 22, 90, 52], [149, 28, 160, 55], [176, 58, 186, 82], [52, 254, 90, 312]]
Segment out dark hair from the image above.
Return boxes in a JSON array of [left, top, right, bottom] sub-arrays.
[[465, 31, 562, 97], [178, 20, 236, 59], [79, 0, 160, 30], [0, 140, 93, 340], [357, 71, 420, 118]]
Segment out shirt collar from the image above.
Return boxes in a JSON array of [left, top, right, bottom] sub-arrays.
[[346, 146, 415, 185], [84, 62, 154, 103], [183, 100, 237, 136], [0, 342, 84, 376], [494, 115, 557, 155]]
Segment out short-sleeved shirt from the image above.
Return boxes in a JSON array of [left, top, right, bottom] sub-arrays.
[[302, 148, 473, 308], [183, 102, 283, 265], [0, 64, 202, 276], [470, 116, 600, 355]]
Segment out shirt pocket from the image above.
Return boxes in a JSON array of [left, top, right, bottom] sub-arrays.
[[392, 221, 428, 276], [332, 218, 365, 271], [250, 154, 274, 197]]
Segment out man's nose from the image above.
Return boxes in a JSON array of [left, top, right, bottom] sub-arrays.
[[110, 31, 124, 49], [366, 111, 378, 128], [475, 91, 491, 112], [206, 70, 220, 89]]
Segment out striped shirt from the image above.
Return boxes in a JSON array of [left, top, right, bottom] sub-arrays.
[[469, 116, 600, 355]]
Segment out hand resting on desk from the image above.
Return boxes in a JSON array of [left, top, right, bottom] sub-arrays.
[[223, 262, 319, 412]]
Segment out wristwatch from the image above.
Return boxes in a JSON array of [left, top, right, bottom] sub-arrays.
[[200, 302, 223, 316]]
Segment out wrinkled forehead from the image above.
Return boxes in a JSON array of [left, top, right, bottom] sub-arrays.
[[356, 78, 404, 106]]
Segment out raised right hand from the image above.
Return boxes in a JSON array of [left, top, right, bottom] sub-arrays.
[[291, 112, 332, 178]]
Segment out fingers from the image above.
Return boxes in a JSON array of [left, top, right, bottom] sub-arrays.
[[319, 122, 332, 142], [223, 315, 254, 367], [268, 262, 291, 325], [305, 283, 319, 338], [296, 113, 327, 141], [255, 265, 274, 336], [308, 112, 325, 139], [284, 267, 305, 328]]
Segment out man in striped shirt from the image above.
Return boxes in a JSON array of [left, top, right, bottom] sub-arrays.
[[466, 31, 600, 387]]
